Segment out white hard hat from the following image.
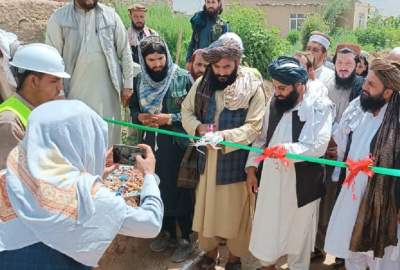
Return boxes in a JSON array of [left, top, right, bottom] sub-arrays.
[[218, 32, 244, 51], [10, 43, 70, 79]]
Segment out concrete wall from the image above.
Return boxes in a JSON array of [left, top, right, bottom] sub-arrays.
[[224, 0, 370, 36], [261, 4, 322, 36], [0, 0, 64, 43], [353, 1, 370, 29], [225, 0, 322, 36]]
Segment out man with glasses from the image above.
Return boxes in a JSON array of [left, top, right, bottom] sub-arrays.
[[306, 31, 334, 87]]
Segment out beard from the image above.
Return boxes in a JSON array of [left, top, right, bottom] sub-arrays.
[[335, 69, 357, 89], [132, 21, 145, 31], [75, 0, 98, 10], [360, 90, 387, 113], [209, 67, 238, 91], [191, 68, 204, 81], [146, 63, 169, 82], [203, 5, 220, 18], [273, 88, 300, 114]]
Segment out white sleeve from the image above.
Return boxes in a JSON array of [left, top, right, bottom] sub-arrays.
[[245, 100, 271, 168], [118, 174, 163, 238], [283, 104, 334, 161]]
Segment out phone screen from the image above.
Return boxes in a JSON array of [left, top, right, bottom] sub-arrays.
[[112, 144, 145, 165]]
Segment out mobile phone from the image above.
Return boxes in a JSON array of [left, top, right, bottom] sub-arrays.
[[112, 144, 145, 166]]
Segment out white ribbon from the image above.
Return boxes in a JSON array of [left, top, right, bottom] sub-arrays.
[[193, 132, 224, 155]]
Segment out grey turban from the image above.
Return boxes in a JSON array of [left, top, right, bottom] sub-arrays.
[[202, 38, 243, 64]]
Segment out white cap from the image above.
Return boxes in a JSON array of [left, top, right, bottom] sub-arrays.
[[218, 32, 244, 51], [309, 34, 330, 49], [10, 43, 70, 79]]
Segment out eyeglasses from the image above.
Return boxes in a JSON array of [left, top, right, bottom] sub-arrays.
[[306, 47, 322, 54]]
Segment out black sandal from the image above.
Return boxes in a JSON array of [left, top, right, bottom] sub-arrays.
[[193, 254, 218, 270]]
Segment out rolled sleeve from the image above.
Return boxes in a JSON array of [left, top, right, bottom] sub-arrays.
[[181, 80, 202, 136]]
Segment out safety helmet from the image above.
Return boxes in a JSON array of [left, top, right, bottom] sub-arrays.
[[9, 43, 70, 79]]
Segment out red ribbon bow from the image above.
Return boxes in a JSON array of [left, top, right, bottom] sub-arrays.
[[256, 146, 289, 166], [343, 156, 374, 200]]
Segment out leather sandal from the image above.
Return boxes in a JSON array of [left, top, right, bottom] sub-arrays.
[[193, 254, 218, 270]]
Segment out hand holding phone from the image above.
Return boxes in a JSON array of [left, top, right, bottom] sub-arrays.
[[113, 144, 145, 166]]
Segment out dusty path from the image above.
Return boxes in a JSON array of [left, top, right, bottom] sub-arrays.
[[95, 237, 345, 270]]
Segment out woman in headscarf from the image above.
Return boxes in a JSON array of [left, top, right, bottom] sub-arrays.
[[0, 100, 163, 269], [129, 36, 195, 263]]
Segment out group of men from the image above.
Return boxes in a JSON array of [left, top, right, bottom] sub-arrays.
[[0, 0, 400, 270]]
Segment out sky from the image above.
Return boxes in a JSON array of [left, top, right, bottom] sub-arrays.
[[364, 0, 400, 17], [173, 0, 400, 17], [172, 0, 202, 15]]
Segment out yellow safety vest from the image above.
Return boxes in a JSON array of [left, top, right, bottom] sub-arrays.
[[0, 96, 31, 127]]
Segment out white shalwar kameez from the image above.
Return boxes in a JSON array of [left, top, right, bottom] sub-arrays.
[[324, 99, 400, 270], [67, 8, 121, 145], [315, 64, 334, 88], [246, 89, 334, 270]]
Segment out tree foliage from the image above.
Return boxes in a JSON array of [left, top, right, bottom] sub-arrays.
[[115, 3, 192, 67], [286, 30, 301, 46], [323, 0, 352, 33], [300, 15, 329, 50], [354, 15, 400, 50], [223, 5, 288, 78]]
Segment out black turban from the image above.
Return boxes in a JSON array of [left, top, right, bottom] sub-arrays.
[[268, 56, 308, 85]]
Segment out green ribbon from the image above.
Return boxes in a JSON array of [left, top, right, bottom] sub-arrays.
[[105, 118, 400, 178]]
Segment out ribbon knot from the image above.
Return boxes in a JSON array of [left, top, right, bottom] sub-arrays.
[[343, 156, 374, 200], [256, 145, 289, 166]]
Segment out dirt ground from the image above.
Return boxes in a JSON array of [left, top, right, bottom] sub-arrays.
[[95, 237, 345, 270]]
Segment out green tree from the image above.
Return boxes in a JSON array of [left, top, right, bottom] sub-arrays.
[[286, 30, 301, 46], [115, 3, 192, 67], [300, 15, 329, 50], [353, 15, 400, 51], [223, 5, 288, 78], [323, 0, 352, 33]]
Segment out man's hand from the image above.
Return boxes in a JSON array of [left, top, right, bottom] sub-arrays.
[[103, 148, 119, 179], [135, 144, 156, 175], [245, 167, 259, 194], [196, 124, 216, 136], [138, 113, 159, 128], [326, 138, 338, 160], [154, 114, 172, 126], [121, 88, 133, 107]]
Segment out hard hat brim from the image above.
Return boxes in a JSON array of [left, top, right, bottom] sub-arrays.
[[10, 61, 71, 79], [46, 71, 71, 79]]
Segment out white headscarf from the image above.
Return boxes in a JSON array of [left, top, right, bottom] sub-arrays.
[[0, 29, 18, 88], [1, 100, 127, 266]]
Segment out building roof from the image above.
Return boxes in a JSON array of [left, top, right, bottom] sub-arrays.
[[250, 0, 323, 6]]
